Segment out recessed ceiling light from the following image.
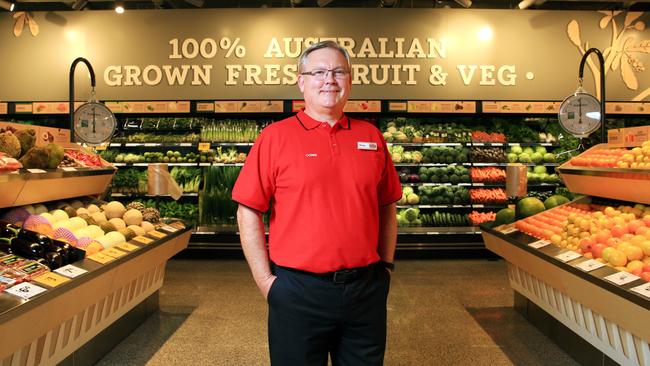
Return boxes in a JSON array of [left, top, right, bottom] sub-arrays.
[[115, 2, 124, 13]]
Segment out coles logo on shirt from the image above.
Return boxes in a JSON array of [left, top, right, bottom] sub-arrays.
[[305, 153, 318, 158]]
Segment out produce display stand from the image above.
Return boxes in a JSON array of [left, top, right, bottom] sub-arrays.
[[481, 157, 650, 366], [0, 168, 192, 366]]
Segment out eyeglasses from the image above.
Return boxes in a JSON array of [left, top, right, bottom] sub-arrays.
[[300, 68, 350, 80]]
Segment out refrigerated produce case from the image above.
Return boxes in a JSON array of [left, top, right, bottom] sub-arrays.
[[0, 163, 192, 365], [481, 142, 650, 366]]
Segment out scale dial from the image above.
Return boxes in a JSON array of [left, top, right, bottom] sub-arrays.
[[73, 102, 116, 145], [558, 92, 602, 138]]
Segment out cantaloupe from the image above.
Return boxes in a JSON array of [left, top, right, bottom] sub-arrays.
[[86, 225, 105, 239], [141, 221, 154, 233], [67, 217, 88, 231], [118, 228, 136, 241], [94, 235, 113, 248], [104, 201, 127, 219], [52, 219, 74, 230], [123, 209, 143, 226], [91, 212, 107, 224], [73, 228, 90, 239], [87, 204, 100, 214], [100, 222, 117, 233], [40, 212, 54, 224], [127, 225, 145, 237], [108, 218, 126, 230]]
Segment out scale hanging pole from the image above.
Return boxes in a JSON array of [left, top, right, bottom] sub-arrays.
[[578, 48, 606, 143], [69, 58, 96, 143]]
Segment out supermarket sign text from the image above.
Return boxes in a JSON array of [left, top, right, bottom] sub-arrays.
[[103, 37, 517, 88]]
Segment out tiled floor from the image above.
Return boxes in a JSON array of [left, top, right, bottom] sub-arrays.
[[97, 259, 580, 365]]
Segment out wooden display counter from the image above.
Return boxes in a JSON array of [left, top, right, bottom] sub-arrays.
[[0, 224, 191, 366], [482, 227, 650, 366]]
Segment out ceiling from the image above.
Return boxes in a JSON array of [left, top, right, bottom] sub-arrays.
[[5, 0, 650, 12]]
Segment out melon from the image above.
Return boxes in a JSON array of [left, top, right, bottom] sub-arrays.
[[94, 235, 113, 249], [87, 204, 100, 214], [67, 217, 88, 231], [76, 207, 90, 216], [105, 231, 126, 246], [52, 219, 74, 230], [123, 209, 143, 226], [108, 218, 127, 230], [40, 212, 55, 224], [127, 225, 145, 237], [86, 225, 105, 239], [85, 241, 104, 255], [141, 221, 154, 233], [516, 197, 546, 219], [104, 201, 127, 219], [544, 195, 570, 210], [50, 209, 69, 223], [34, 204, 48, 215], [100, 222, 117, 233], [118, 228, 136, 241], [91, 212, 107, 224], [73, 228, 90, 239], [494, 208, 516, 226]]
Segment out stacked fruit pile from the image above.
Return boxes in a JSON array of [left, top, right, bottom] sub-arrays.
[[471, 131, 506, 143], [414, 166, 470, 184], [569, 142, 650, 169], [471, 148, 507, 163], [515, 202, 650, 281], [470, 167, 506, 183], [396, 208, 469, 227], [470, 188, 507, 204], [420, 146, 469, 164], [527, 166, 561, 184], [468, 211, 497, 225], [507, 145, 556, 164]]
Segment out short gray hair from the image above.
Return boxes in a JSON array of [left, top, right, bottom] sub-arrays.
[[298, 40, 351, 73]]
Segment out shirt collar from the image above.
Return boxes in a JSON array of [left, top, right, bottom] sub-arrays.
[[296, 109, 351, 130]]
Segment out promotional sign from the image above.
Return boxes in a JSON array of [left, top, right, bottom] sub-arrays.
[[1, 9, 650, 101]]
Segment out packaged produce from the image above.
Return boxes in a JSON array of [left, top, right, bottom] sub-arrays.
[[0, 152, 22, 172]]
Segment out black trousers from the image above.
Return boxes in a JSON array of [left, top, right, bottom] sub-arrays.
[[268, 263, 391, 366]]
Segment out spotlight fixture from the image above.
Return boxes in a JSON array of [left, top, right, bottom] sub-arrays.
[[453, 0, 471, 8], [517, 0, 545, 9], [115, 2, 124, 13], [380, 0, 396, 7], [0, 0, 15, 11], [71, 0, 88, 10], [185, 0, 204, 7]]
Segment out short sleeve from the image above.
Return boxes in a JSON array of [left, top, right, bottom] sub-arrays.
[[377, 136, 402, 206], [232, 130, 275, 213]]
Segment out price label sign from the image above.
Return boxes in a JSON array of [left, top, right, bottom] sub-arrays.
[[115, 242, 139, 252], [87, 252, 115, 265], [528, 239, 550, 249], [499, 226, 518, 234], [148, 230, 167, 239], [605, 271, 641, 286], [169, 222, 186, 230], [103, 247, 127, 259], [33, 272, 70, 287], [132, 236, 153, 245], [198, 142, 211, 151], [631, 283, 650, 299], [94, 145, 108, 151], [61, 167, 77, 172], [574, 259, 606, 272], [161, 225, 179, 233], [5, 282, 47, 300], [555, 251, 582, 263], [54, 265, 88, 278], [27, 169, 47, 174]]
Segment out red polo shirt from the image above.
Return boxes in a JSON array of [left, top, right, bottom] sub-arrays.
[[232, 110, 402, 273]]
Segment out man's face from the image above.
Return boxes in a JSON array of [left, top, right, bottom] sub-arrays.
[[298, 47, 351, 114]]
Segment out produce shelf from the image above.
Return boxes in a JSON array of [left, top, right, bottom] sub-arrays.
[[481, 225, 650, 366], [398, 227, 481, 235], [111, 193, 199, 198], [397, 205, 472, 209], [0, 167, 116, 209], [388, 142, 465, 147], [109, 142, 254, 147], [471, 204, 508, 209], [111, 162, 243, 167], [394, 163, 472, 167], [401, 182, 472, 187]]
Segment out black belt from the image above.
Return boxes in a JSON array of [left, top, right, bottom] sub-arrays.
[[275, 263, 376, 284]]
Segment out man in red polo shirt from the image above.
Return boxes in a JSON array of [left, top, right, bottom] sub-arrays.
[[233, 40, 401, 365]]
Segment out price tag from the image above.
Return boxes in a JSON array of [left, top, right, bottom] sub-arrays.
[[474, 204, 485, 208], [61, 167, 77, 172], [605, 271, 641, 286], [115, 242, 139, 252], [148, 230, 167, 239], [87, 252, 115, 264], [179, 143, 192, 147], [630, 283, 650, 299], [144, 143, 160, 147], [528, 239, 550, 249], [102, 247, 127, 258], [499, 226, 518, 234], [94, 145, 108, 151], [555, 251, 582, 263], [132, 236, 153, 245], [27, 169, 47, 174], [198, 142, 211, 151], [54, 264, 87, 278], [169, 221, 186, 230], [160, 225, 179, 233], [33, 272, 70, 288], [574, 259, 606, 272], [4, 282, 47, 300]]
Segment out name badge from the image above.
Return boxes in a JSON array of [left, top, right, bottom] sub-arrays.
[[357, 142, 378, 151]]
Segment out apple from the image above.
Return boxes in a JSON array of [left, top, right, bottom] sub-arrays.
[[631, 235, 646, 246], [580, 238, 594, 252], [640, 272, 650, 282], [623, 245, 644, 261], [627, 260, 645, 273], [608, 249, 628, 267], [592, 243, 606, 258], [640, 240, 650, 256], [602, 247, 616, 261], [583, 252, 594, 259], [628, 220, 645, 234], [611, 225, 628, 238], [643, 214, 650, 227], [643, 257, 650, 266], [595, 230, 611, 244], [614, 266, 629, 272], [644, 264, 650, 272]]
